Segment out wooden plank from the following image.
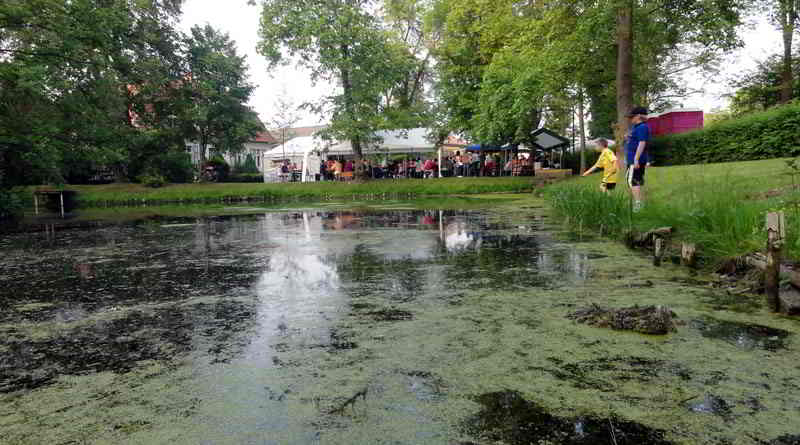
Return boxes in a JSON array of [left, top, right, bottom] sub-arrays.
[[765, 211, 784, 312], [653, 237, 664, 267], [681, 243, 696, 267]]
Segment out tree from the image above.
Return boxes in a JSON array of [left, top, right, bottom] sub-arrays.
[[177, 25, 262, 165], [769, 0, 800, 102], [258, 0, 411, 173], [427, 0, 746, 159], [0, 0, 185, 186], [728, 52, 800, 113], [380, 0, 438, 128], [612, 0, 745, 142], [267, 86, 302, 167]]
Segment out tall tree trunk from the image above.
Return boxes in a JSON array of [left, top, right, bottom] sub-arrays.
[[616, 0, 633, 173], [780, 0, 795, 103], [340, 59, 367, 180], [199, 133, 208, 166], [578, 89, 587, 174]]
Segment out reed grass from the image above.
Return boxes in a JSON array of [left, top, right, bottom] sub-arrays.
[[545, 158, 800, 265], [39, 177, 536, 208]]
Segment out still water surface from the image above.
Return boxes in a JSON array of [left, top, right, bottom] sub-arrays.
[[1, 207, 799, 444]]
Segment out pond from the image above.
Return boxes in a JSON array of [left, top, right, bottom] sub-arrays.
[[1, 204, 799, 444]]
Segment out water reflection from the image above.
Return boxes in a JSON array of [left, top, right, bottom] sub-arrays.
[[0, 209, 591, 392]]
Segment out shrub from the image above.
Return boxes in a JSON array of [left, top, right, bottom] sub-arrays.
[[205, 156, 231, 182], [234, 153, 260, 174], [0, 188, 25, 221], [148, 151, 194, 183], [227, 172, 263, 183], [137, 170, 167, 188], [650, 102, 800, 166]]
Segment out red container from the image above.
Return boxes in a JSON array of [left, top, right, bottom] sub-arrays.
[[646, 109, 703, 136]]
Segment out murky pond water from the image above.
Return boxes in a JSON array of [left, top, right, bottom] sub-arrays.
[[1, 204, 800, 444]]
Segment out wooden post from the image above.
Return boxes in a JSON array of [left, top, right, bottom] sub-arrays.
[[653, 237, 664, 267], [34, 193, 39, 215], [765, 211, 785, 312], [59, 192, 65, 218], [681, 243, 696, 268]]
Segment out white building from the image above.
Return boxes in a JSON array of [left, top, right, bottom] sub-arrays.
[[186, 131, 279, 172]]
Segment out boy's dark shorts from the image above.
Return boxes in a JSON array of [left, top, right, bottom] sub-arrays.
[[627, 166, 646, 187], [602, 182, 617, 191]]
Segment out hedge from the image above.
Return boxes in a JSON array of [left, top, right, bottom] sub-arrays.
[[649, 102, 800, 166], [226, 173, 264, 183]]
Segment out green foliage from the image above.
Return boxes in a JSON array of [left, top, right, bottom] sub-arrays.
[[649, 102, 800, 166], [428, 0, 746, 143], [69, 177, 536, 206], [258, 0, 423, 158], [0, 188, 26, 220], [545, 158, 800, 264], [146, 151, 194, 183], [138, 171, 168, 188], [0, 0, 184, 189], [177, 25, 263, 163], [235, 154, 260, 174], [205, 156, 231, 182], [227, 173, 264, 183], [729, 52, 800, 114]]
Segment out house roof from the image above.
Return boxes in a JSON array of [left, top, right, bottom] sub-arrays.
[[270, 125, 328, 141], [529, 128, 570, 151], [263, 135, 328, 159], [251, 131, 278, 144]]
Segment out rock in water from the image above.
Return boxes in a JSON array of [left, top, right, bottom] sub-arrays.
[[568, 304, 677, 335]]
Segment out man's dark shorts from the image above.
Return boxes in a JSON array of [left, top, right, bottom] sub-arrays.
[[627, 165, 646, 187], [602, 182, 617, 191]]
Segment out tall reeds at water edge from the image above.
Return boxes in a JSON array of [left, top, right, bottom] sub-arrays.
[[58, 177, 536, 208], [545, 160, 800, 266]]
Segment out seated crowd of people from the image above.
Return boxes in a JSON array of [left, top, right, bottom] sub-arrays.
[[318, 151, 535, 181]]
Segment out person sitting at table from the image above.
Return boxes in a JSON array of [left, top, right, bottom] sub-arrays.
[[344, 159, 354, 172], [485, 156, 496, 176], [423, 158, 435, 178], [503, 158, 512, 176], [512, 155, 526, 176], [333, 159, 343, 180]]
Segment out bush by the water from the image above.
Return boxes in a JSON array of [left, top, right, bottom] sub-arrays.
[[137, 170, 167, 188], [650, 102, 800, 166], [227, 173, 263, 183], [545, 161, 800, 265], [69, 176, 536, 207], [0, 188, 26, 220], [146, 151, 194, 183], [205, 156, 231, 182]]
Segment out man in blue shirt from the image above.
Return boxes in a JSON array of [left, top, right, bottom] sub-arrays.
[[625, 106, 650, 212]]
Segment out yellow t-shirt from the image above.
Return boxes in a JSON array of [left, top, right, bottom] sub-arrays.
[[593, 148, 617, 184]]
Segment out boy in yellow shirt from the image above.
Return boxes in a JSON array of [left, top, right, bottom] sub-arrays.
[[581, 139, 617, 192]]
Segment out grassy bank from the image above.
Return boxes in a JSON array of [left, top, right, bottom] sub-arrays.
[[544, 158, 800, 265], [29, 177, 537, 208]]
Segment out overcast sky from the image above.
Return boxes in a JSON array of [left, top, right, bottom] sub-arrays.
[[179, 0, 330, 127], [179, 1, 782, 125]]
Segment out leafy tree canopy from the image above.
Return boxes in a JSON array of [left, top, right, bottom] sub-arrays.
[[258, 0, 426, 159], [428, 0, 746, 143]]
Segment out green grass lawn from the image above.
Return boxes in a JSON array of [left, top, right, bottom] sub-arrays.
[[32, 176, 537, 207], [546, 157, 800, 264]]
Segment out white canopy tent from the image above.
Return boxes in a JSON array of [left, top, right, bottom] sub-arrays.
[[325, 128, 437, 156], [325, 128, 444, 176], [262, 136, 326, 182]]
